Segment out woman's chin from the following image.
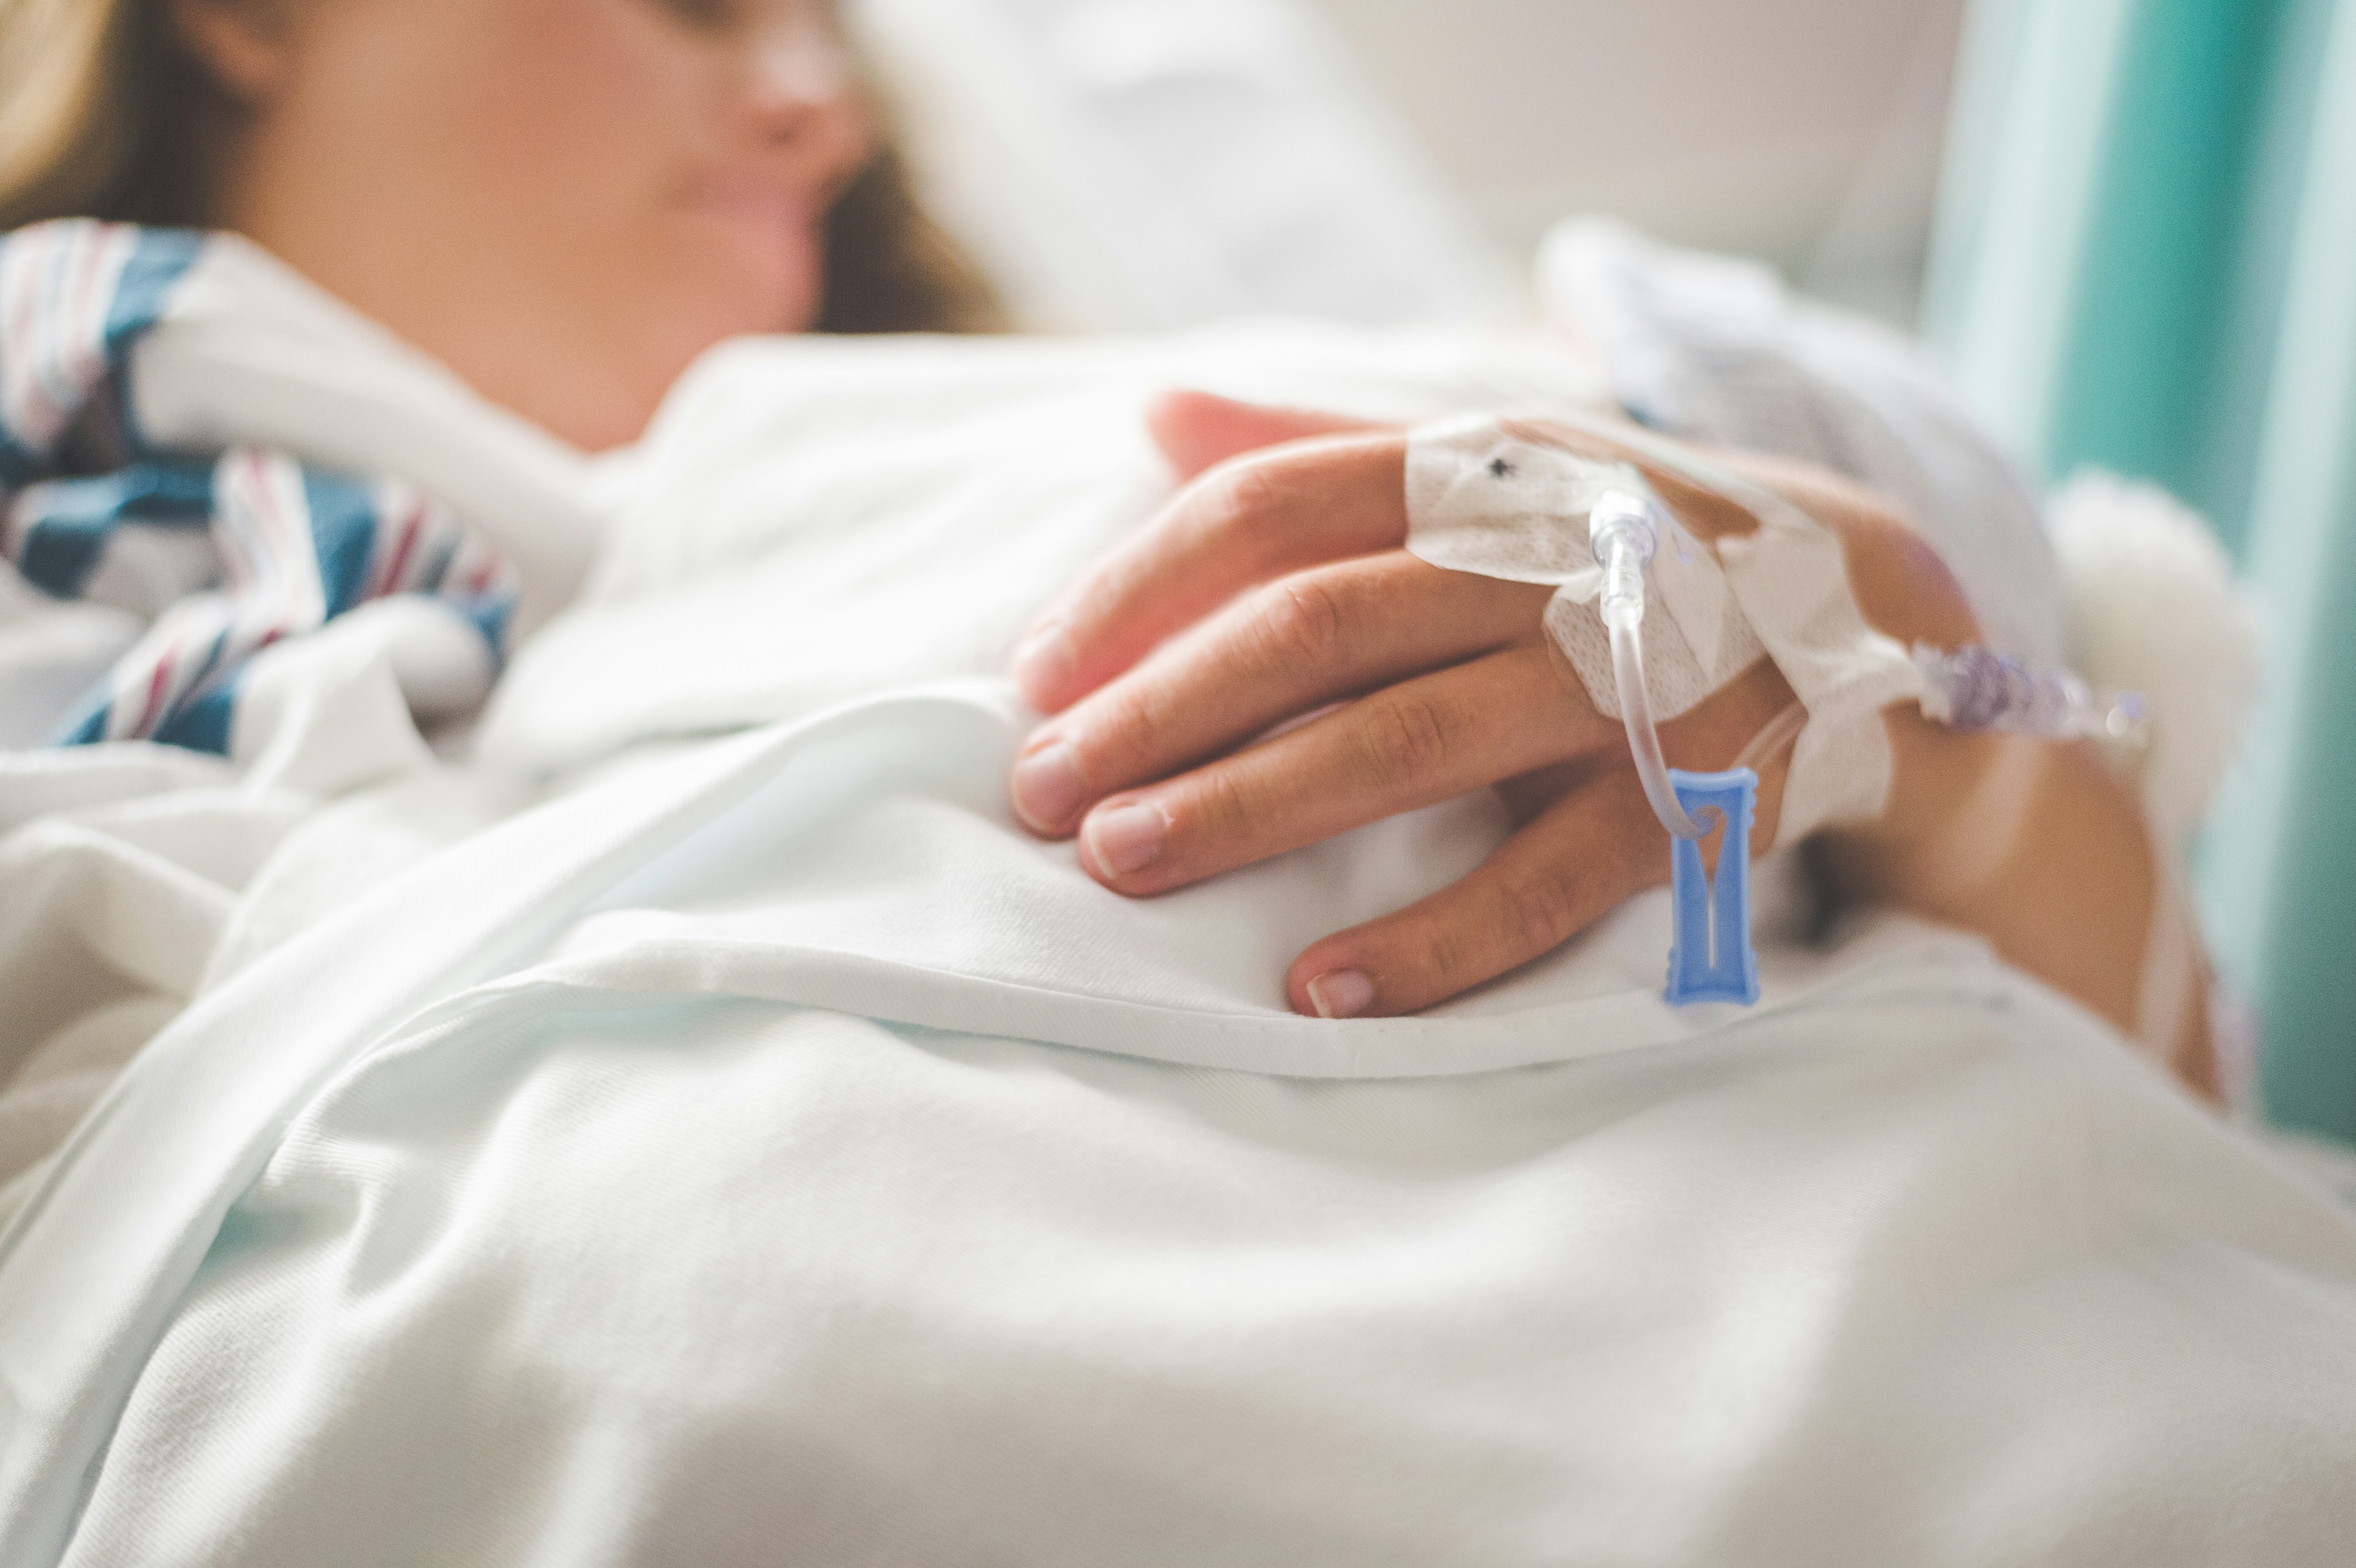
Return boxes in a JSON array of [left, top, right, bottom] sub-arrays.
[[590, 297, 815, 449], [496, 232, 826, 449]]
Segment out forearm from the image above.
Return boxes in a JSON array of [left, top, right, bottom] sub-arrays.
[[1817, 720, 2220, 1099], [1709, 455, 2223, 1099]]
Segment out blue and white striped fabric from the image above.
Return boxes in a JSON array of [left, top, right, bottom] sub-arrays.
[[0, 220, 514, 753]]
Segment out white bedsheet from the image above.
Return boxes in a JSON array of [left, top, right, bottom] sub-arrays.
[[6, 685, 2355, 1565], [6, 327, 2356, 1564]]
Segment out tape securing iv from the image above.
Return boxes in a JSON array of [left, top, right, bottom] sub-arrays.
[[1403, 412, 1926, 854], [1402, 413, 2160, 1011], [1404, 412, 1919, 1006]]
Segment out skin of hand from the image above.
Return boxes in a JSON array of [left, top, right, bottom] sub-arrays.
[[1009, 392, 2218, 1097], [168, 0, 873, 451]]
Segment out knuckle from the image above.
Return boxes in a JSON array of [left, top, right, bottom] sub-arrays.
[[1357, 691, 1457, 783], [1247, 573, 1350, 672], [1171, 762, 1259, 854], [1415, 921, 1477, 992], [1202, 457, 1293, 555], [1503, 866, 1588, 957], [1077, 683, 1174, 783]]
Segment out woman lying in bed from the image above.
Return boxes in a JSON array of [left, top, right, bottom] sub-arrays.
[[0, 0, 2214, 1098], [15, 2, 2345, 1561]]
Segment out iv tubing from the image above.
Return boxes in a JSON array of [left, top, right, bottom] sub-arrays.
[[1592, 491, 1709, 840], [1734, 700, 1808, 777], [1609, 611, 1710, 839]]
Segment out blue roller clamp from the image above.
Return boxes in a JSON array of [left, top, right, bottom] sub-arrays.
[[1664, 766, 1760, 1006]]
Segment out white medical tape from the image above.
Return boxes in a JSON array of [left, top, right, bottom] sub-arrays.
[[1403, 413, 1920, 842]]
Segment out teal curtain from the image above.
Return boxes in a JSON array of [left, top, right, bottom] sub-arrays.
[[1924, 0, 2356, 1141]]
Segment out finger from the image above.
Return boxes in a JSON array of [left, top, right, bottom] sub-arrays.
[[1064, 648, 1613, 894], [1013, 433, 1408, 712], [1145, 390, 1386, 481], [1011, 555, 1553, 834], [1286, 766, 1669, 1018]]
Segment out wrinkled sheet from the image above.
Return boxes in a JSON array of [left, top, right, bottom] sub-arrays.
[[5, 328, 2356, 1565]]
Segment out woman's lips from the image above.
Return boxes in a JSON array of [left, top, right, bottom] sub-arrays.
[[678, 169, 821, 295], [684, 169, 812, 234], [665, 166, 828, 332]]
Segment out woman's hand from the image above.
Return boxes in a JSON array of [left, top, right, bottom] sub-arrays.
[[1004, 391, 2216, 1096], [1003, 394, 1827, 1019]]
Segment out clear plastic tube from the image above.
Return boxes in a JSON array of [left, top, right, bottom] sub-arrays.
[[1733, 700, 1808, 776], [1591, 492, 1709, 840], [1607, 594, 1709, 839], [1584, 471, 2154, 859]]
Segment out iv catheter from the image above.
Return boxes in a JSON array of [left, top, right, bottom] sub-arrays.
[[1912, 644, 2151, 746], [1590, 488, 1761, 1004], [1590, 489, 1707, 840], [1588, 486, 2149, 1009]]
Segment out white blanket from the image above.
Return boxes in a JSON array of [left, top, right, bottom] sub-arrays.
[[6, 327, 2356, 1565]]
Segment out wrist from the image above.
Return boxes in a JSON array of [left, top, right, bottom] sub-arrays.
[[1822, 714, 2159, 1034]]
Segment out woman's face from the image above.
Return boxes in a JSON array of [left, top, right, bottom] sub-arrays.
[[192, 0, 876, 449]]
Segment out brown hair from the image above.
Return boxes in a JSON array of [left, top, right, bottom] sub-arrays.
[[0, 0, 1000, 333], [817, 143, 1000, 335]]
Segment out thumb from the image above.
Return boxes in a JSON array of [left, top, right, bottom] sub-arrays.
[[1145, 389, 1386, 481]]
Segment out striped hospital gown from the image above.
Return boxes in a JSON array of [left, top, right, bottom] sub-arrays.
[[0, 220, 513, 753]]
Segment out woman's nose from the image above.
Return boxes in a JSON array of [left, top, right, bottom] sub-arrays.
[[741, 18, 868, 171]]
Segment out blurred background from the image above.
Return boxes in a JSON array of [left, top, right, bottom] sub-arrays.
[[1309, 0, 1967, 328], [857, 0, 2354, 1144]]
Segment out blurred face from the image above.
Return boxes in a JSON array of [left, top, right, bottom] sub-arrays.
[[184, 0, 876, 449]]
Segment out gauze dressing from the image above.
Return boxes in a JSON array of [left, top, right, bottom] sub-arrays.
[[1404, 411, 2159, 1016], [1405, 412, 1921, 848]]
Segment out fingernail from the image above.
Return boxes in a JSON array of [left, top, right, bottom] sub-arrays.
[[1011, 741, 1084, 830], [1306, 968, 1374, 1020], [1085, 800, 1167, 875], [1012, 622, 1076, 706]]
